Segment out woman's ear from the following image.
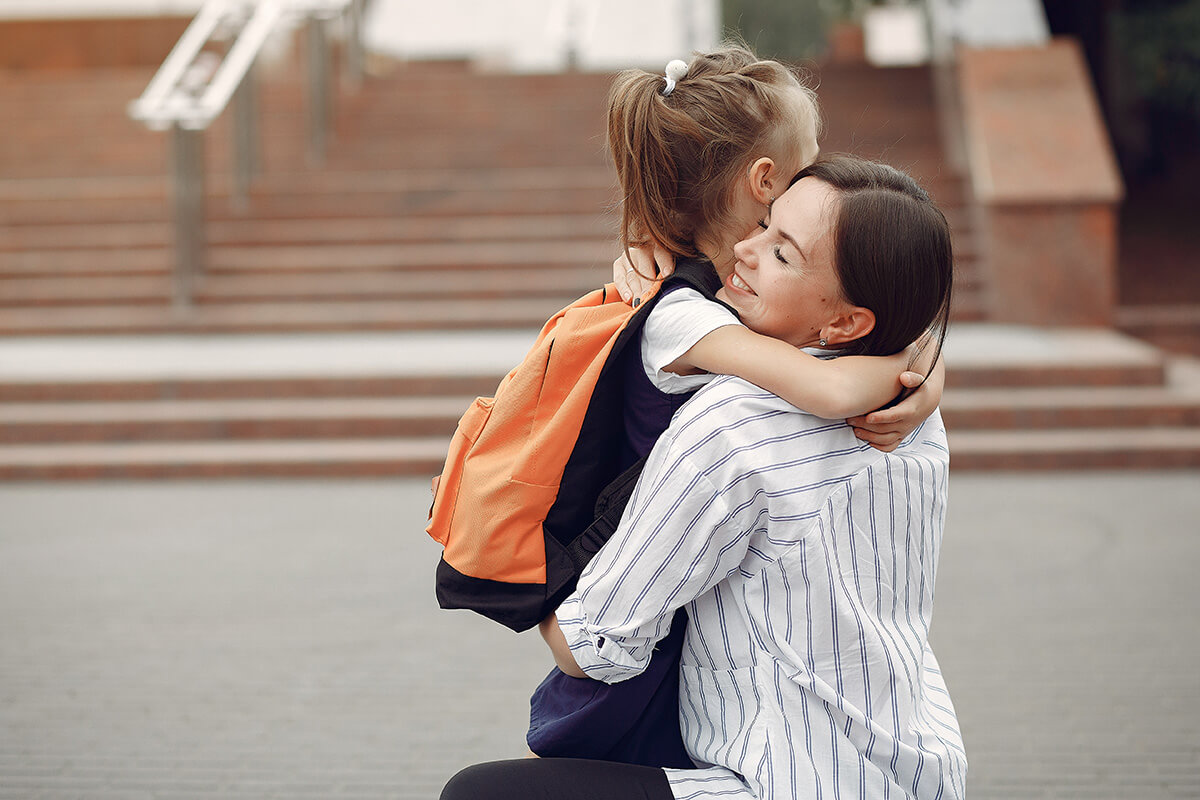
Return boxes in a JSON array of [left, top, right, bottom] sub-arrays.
[[746, 157, 777, 205], [821, 306, 876, 346]]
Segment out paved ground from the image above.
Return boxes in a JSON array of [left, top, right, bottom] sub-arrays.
[[1, 472, 1198, 799]]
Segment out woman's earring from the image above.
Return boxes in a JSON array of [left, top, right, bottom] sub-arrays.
[[819, 338, 828, 347]]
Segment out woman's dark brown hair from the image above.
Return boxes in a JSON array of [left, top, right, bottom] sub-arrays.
[[607, 45, 819, 267], [793, 155, 954, 389]]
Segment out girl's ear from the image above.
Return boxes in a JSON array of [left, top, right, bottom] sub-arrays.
[[746, 157, 777, 205], [821, 306, 876, 347]]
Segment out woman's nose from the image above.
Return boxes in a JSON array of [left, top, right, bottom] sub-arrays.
[[733, 237, 754, 266]]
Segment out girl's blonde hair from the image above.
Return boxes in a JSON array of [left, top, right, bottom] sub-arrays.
[[607, 45, 820, 264]]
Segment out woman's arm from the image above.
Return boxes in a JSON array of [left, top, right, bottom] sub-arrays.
[[552, 441, 753, 684], [673, 324, 908, 420]]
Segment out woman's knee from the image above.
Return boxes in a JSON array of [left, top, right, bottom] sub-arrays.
[[441, 761, 530, 800]]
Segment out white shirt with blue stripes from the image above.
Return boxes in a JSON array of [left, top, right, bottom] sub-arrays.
[[555, 375, 967, 800]]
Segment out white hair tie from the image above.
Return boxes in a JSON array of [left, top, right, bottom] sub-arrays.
[[661, 59, 689, 96]]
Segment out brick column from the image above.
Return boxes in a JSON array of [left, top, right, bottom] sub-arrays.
[[957, 38, 1124, 326]]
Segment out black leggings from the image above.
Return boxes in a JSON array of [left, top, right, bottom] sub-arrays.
[[440, 758, 674, 800]]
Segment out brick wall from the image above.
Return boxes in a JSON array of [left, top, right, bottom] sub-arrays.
[[0, 16, 189, 71]]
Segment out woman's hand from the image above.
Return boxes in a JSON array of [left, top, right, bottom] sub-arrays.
[[847, 357, 946, 452], [612, 243, 675, 305]]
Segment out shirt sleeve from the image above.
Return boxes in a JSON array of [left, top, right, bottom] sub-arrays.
[[641, 288, 741, 394], [554, 411, 757, 683]]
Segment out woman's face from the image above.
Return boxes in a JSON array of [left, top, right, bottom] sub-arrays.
[[716, 177, 852, 349]]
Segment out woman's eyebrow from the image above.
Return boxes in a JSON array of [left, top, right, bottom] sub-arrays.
[[777, 228, 806, 261]]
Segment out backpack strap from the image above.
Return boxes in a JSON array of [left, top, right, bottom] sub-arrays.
[[563, 453, 649, 574], [559, 258, 735, 578], [660, 257, 730, 307], [543, 258, 733, 612]]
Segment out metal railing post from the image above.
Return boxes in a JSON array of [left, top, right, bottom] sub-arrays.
[[306, 15, 331, 165], [564, 0, 581, 71], [343, 0, 365, 90], [171, 123, 206, 309], [133, 0, 364, 310], [231, 58, 259, 212]]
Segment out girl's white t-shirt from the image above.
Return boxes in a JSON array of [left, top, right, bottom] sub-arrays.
[[641, 287, 740, 394]]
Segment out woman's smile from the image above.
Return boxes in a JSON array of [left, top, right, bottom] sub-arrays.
[[714, 177, 849, 349], [727, 270, 755, 295]]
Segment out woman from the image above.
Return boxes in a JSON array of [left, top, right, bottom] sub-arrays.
[[443, 155, 967, 799]]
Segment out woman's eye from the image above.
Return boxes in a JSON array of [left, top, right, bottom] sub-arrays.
[[757, 219, 769, 230], [773, 245, 788, 264]]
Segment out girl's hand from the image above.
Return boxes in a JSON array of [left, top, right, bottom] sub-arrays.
[[538, 613, 586, 678], [613, 243, 675, 305], [848, 358, 946, 452]]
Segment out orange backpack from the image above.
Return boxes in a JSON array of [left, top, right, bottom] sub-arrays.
[[427, 260, 723, 631]]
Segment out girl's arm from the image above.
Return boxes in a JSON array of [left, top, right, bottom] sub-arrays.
[[538, 614, 587, 679], [669, 324, 909, 420], [848, 357, 946, 451]]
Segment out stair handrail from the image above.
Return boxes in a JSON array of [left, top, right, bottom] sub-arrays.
[[127, 0, 234, 128], [130, 0, 359, 130], [127, 0, 365, 309]]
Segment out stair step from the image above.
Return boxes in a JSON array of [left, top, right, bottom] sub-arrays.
[[0, 375, 500, 403], [9, 381, 1200, 446], [206, 240, 617, 272], [0, 240, 616, 277], [0, 295, 994, 335], [0, 395, 474, 443], [6, 425, 1199, 478], [2, 268, 607, 306], [195, 268, 604, 303], [0, 213, 619, 252], [942, 325, 1168, 388], [0, 298, 569, 335], [0, 186, 620, 226], [0, 166, 614, 201], [0, 331, 530, 402], [1117, 304, 1200, 358], [0, 437, 452, 479], [950, 291, 987, 322], [1, 275, 171, 305], [941, 384, 1200, 429], [950, 427, 1200, 469]]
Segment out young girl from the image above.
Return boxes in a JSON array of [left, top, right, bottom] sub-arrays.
[[524, 46, 945, 767]]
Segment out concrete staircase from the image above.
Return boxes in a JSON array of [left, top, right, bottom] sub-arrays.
[[1, 327, 1198, 478], [1, 58, 1197, 475], [0, 62, 620, 335]]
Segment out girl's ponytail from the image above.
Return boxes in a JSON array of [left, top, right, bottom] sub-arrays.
[[606, 45, 820, 277], [607, 70, 696, 267]]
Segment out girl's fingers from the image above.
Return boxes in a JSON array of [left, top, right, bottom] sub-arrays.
[[612, 255, 635, 302], [851, 426, 903, 451]]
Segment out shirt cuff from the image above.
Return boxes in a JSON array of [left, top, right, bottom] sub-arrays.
[[555, 594, 651, 684]]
